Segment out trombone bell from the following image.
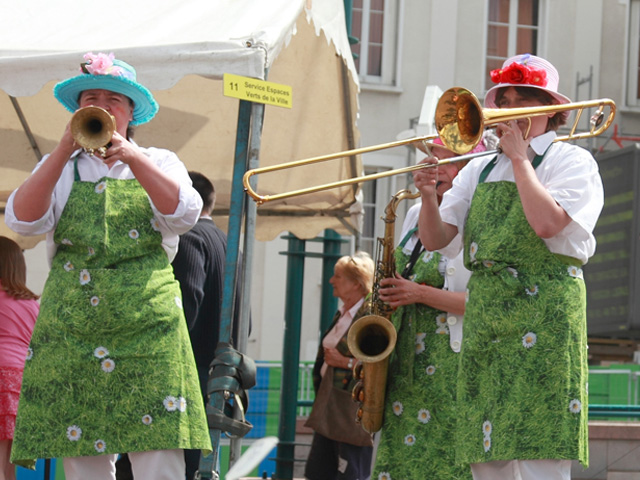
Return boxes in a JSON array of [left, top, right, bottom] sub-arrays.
[[70, 106, 116, 154], [435, 88, 484, 154], [435, 87, 616, 154]]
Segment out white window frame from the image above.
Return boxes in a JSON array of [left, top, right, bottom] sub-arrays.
[[356, 0, 404, 89], [359, 163, 416, 257], [483, 0, 545, 94], [625, 0, 640, 108], [360, 167, 392, 257]]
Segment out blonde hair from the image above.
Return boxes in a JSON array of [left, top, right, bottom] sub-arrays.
[[0, 236, 39, 301], [334, 251, 375, 294]]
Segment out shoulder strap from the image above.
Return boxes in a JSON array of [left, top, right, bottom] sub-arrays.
[[401, 237, 424, 278]]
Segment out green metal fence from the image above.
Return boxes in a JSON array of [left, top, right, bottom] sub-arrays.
[[588, 364, 640, 420]]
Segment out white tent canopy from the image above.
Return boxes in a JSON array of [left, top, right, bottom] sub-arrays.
[[0, 0, 362, 247]]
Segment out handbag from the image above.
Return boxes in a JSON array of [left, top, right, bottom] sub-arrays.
[[304, 366, 373, 447]]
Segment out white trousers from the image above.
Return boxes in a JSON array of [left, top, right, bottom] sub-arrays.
[[63, 449, 185, 480], [471, 459, 572, 480]]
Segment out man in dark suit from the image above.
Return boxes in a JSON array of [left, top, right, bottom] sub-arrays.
[[173, 171, 229, 389], [172, 171, 246, 479]]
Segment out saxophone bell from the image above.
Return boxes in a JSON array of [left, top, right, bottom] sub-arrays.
[[346, 188, 419, 434], [347, 314, 397, 433]]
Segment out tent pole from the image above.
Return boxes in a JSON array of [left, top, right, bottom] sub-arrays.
[[320, 229, 343, 333], [275, 235, 306, 480], [198, 99, 252, 480], [228, 101, 265, 465], [9, 96, 43, 161]]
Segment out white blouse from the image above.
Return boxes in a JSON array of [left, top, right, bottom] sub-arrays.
[[5, 145, 202, 265], [439, 131, 604, 264], [320, 297, 365, 377], [399, 205, 471, 352]]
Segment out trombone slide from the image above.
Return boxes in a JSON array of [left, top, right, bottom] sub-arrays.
[[243, 87, 616, 204]]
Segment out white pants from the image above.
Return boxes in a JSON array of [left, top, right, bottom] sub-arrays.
[[471, 459, 572, 480], [63, 449, 185, 480]]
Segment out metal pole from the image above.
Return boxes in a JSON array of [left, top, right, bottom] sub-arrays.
[[320, 229, 343, 333], [198, 99, 252, 479], [229, 101, 265, 464], [275, 235, 306, 479]]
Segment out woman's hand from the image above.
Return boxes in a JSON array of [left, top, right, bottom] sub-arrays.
[[412, 156, 439, 198], [497, 120, 572, 238], [102, 131, 146, 167], [496, 121, 530, 165], [100, 132, 181, 215], [379, 273, 426, 308], [323, 346, 351, 370]]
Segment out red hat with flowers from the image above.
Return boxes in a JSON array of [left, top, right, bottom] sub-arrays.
[[484, 54, 571, 113]]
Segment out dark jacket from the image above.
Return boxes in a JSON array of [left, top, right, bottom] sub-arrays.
[[171, 217, 245, 370], [311, 298, 372, 394]]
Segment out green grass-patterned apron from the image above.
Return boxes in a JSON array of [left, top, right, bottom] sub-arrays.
[[11, 162, 211, 468], [374, 229, 472, 480], [456, 155, 589, 467]]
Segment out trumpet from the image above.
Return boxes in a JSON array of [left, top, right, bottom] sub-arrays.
[[243, 87, 616, 204], [70, 106, 116, 156]]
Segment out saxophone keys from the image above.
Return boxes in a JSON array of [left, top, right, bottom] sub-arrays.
[[355, 407, 364, 424], [352, 381, 365, 403]]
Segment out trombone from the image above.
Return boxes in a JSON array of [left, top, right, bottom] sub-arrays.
[[243, 87, 616, 205]]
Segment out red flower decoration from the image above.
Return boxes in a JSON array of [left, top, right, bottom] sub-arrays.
[[490, 62, 547, 87]]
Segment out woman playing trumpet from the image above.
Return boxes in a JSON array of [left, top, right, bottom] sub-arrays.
[[5, 52, 210, 480]]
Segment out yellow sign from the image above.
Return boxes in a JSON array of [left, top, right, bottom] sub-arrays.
[[223, 73, 292, 109]]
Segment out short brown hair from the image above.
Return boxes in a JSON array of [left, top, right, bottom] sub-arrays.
[[494, 86, 567, 132]]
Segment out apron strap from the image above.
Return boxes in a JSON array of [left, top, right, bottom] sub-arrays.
[[478, 156, 498, 184], [478, 144, 552, 184], [73, 156, 81, 182], [399, 226, 418, 248]]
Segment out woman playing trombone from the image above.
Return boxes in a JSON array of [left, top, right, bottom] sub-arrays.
[[372, 136, 493, 480], [414, 54, 604, 480]]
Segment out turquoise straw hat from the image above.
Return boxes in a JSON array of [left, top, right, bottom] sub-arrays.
[[54, 52, 159, 126]]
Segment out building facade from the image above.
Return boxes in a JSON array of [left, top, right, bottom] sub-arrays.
[[246, 0, 640, 362]]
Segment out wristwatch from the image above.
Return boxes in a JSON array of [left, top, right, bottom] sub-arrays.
[[347, 358, 354, 369]]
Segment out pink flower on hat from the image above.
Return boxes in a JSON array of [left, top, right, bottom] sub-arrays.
[[490, 61, 547, 87], [81, 52, 124, 77]]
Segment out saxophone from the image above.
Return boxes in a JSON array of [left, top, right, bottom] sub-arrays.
[[347, 188, 420, 433]]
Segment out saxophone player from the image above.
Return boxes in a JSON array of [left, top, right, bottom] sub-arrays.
[[372, 137, 492, 480]]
